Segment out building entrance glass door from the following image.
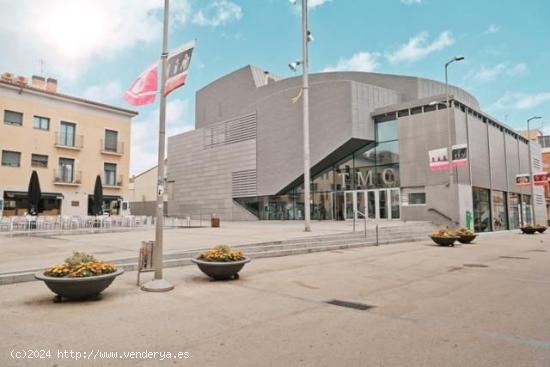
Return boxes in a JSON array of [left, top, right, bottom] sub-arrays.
[[337, 189, 400, 220]]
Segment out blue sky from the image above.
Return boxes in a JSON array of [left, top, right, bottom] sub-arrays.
[[1, 0, 549, 174]]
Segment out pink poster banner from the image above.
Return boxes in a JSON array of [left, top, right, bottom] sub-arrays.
[[429, 147, 450, 171], [450, 144, 468, 168]]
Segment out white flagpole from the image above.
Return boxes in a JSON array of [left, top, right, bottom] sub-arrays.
[[142, 0, 174, 292]]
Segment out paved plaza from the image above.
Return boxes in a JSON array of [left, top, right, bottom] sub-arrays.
[[0, 220, 407, 274], [1, 231, 549, 366]]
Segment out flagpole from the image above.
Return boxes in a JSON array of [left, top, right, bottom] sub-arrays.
[[142, 0, 174, 292]]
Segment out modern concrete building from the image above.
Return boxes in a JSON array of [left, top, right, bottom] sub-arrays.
[[0, 72, 137, 216], [167, 65, 546, 232]]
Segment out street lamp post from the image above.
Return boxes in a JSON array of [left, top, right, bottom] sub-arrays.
[[527, 115, 542, 225], [289, 0, 312, 232], [444, 56, 464, 186], [444, 56, 464, 226], [301, 0, 311, 232], [141, 0, 174, 292]]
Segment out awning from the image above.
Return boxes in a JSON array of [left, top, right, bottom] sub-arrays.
[[87, 195, 123, 201], [3, 191, 64, 200]]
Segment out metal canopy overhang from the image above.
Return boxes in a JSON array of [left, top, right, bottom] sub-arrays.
[[276, 138, 373, 195], [3, 191, 64, 199]]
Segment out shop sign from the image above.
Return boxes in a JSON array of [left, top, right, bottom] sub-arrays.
[[515, 174, 530, 186], [451, 144, 468, 168], [429, 147, 449, 171], [533, 172, 548, 186]]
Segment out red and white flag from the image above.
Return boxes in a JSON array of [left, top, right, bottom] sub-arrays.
[[123, 62, 158, 106], [164, 40, 195, 96]]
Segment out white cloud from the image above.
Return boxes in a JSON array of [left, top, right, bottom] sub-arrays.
[[494, 92, 550, 110], [466, 63, 528, 83], [385, 31, 455, 64], [131, 98, 194, 175], [82, 82, 123, 104], [400, 0, 422, 4], [309, 0, 333, 8], [192, 0, 242, 27], [0, 0, 190, 80], [484, 24, 500, 34], [323, 52, 380, 72]]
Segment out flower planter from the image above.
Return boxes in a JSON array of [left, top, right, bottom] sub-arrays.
[[35, 268, 124, 301], [430, 236, 459, 246], [536, 227, 547, 233], [520, 227, 537, 234], [457, 234, 477, 244], [191, 258, 250, 280]]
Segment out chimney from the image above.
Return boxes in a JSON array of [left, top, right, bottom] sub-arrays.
[[31, 75, 46, 89], [46, 78, 57, 93]]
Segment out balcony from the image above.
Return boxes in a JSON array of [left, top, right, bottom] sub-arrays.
[[100, 140, 124, 156], [103, 174, 123, 188], [53, 169, 82, 186], [55, 132, 84, 150]]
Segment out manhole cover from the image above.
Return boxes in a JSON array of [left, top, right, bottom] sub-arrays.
[[500, 256, 529, 260], [463, 264, 489, 268], [325, 299, 374, 311]]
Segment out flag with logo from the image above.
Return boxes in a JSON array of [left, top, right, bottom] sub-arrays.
[[164, 40, 195, 96], [123, 62, 158, 106]]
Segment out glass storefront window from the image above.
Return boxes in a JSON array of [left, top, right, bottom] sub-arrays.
[[376, 141, 399, 165], [376, 120, 398, 142], [354, 144, 376, 168], [312, 169, 334, 192], [473, 187, 491, 232], [312, 192, 333, 220], [522, 194, 532, 225], [376, 165, 400, 188], [334, 157, 353, 191], [492, 191, 508, 231], [508, 193, 520, 229]]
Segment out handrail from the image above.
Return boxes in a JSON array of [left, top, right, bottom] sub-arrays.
[[427, 208, 459, 225], [352, 209, 379, 245]]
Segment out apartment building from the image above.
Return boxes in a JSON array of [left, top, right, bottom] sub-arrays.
[[0, 72, 137, 216]]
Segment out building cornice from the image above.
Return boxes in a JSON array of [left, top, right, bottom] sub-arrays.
[[0, 80, 138, 118]]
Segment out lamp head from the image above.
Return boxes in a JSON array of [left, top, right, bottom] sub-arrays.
[[455, 56, 465, 61], [288, 60, 302, 72]]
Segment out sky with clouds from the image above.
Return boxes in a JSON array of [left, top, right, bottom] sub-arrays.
[[1, 0, 549, 174]]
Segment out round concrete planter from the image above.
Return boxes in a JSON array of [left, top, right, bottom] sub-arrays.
[[457, 234, 477, 244], [520, 227, 537, 235], [430, 236, 459, 246], [191, 258, 250, 280], [536, 227, 547, 233], [34, 268, 124, 301]]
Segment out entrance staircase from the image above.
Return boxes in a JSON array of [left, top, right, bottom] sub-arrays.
[[0, 221, 437, 284]]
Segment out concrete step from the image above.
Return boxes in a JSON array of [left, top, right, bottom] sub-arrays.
[[0, 232, 431, 285]]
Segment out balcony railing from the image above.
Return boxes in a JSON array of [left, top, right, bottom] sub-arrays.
[[54, 169, 82, 185], [55, 132, 84, 149], [103, 174, 123, 187], [101, 140, 124, 155]]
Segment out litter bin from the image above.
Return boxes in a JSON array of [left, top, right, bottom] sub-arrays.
[[211, 214, 220, 228]]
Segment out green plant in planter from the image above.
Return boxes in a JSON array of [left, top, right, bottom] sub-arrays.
[[44, 252, 116, 278], [198, 245, 245, 262], [431, 229, 456, 238], [455, 227, 475, 236]]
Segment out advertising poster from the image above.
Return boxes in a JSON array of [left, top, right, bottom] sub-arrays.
[[515, 173, 530, 186], [451, 144, 468, 168], [429, 148, 450, 171], [533, 172, 548, 186]]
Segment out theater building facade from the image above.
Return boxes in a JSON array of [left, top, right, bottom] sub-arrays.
[[167, 65, 546, 232]]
